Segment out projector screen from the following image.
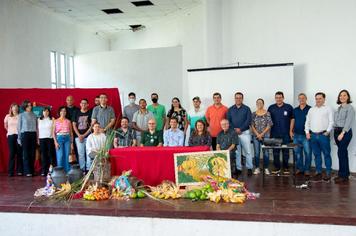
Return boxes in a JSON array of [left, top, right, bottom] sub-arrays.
[[187, 64, 294, 111]]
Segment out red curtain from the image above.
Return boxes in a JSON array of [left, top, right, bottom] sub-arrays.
[[0, 88, 122, 173]]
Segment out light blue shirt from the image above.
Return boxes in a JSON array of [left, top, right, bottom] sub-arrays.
[[163, 128, 184, 147]]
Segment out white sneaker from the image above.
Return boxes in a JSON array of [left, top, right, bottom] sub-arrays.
[[253, 168, 260, 175], [265, 168, 271, 175]]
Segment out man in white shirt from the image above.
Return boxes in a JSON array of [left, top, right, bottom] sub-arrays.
[[305, 92, 334, 181], [187, 96, 206, 133], [163, 117, 184, 147]]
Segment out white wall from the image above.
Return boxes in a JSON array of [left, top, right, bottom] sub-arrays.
[[110, 3, 207, 107], [0, 0, 109, 88], [220, 0, 356, 171], [75, 46, 182, 108], [109, 0, 356, 172]]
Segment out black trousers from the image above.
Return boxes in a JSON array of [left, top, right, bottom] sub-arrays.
[[7, 134, 23, 175], [211, 137, 217, 150], [39, 138, 56, 175], [21, 132, 37, 175], [334, 128, 353, 178]]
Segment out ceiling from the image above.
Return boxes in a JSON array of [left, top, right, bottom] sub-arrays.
[[25, 0, 202, 35]]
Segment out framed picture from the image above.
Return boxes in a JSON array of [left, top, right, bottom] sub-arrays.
[[174, 150, 231, 186]]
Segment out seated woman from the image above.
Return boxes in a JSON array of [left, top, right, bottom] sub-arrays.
[[141, 119, 163, 147], [188, 120, 212, 147], [163, 117, 184, 147], [86, 122, 106, 165]]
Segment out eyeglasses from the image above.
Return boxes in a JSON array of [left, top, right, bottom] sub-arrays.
[[148, 123, 155, 125]]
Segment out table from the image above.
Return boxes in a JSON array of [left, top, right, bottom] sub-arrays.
[[109, 146, 210, 186], [261, 144, 297, 186]]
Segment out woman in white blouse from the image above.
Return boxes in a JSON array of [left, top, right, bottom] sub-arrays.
[[37, 107, 55, 176], [86, 122, 106, 168]]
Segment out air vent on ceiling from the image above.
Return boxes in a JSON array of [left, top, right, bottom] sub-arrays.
[[131, 1, 154, 7], [102, 8, 123, 14], [129, 24, 146, 32]]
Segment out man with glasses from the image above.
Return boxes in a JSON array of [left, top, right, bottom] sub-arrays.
[[141, 119, 163, 147], [91, 93, 116, 133]]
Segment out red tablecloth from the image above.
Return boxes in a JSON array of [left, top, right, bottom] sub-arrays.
[[110, 146, 210, 186]]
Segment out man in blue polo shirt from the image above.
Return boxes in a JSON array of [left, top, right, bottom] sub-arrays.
[[268, 91, 294, 174], [227, 92, 253, 177], [290, 93, 312, 176]]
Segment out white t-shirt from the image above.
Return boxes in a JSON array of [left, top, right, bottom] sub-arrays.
[[86, 133, 107, 154], [38, 117, 53, 139]]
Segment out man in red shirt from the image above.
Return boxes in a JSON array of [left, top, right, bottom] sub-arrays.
[[205, 92, 228, 150]]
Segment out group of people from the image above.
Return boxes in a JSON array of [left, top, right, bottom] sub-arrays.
[[4, 90, 354, 184], [4, 94, 111, 176]]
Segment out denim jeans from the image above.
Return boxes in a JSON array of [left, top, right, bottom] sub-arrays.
[[310, 133, 332, 175], [56, 135, 70, 173], [252, 135, 270, 169], [236, 130, 253, 170], [293, 134, 312, 172], [272, 134, 290, 170], [334, 129, 352, 178], [75, 137, 89, 171]]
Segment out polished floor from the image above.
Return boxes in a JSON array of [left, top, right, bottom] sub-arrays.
[[0, 172, 355, 225]]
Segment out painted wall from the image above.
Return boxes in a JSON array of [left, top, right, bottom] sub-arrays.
[[75, 46, 182, 109], [0, 0, 109, 88]]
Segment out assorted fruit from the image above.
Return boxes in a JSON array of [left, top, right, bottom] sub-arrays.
[[34, 169, 259, 204], [83, 184, 110, 201], [149, 181, 181, 199]]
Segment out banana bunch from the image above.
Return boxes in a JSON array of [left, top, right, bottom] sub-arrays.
[[207, 189, 246, 204], [149, 181, 181, 199], [54, 182, 72, 197], [110, 188, 125, 200], [207, 190, 222, 203]]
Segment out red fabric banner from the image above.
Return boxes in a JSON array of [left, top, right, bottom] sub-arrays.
[[110, 146, 211, 186], [0, 88, 122, 173]]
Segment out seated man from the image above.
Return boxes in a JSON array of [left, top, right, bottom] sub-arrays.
[[113, 117, 136, 148], [164, 117, 184, 147], [216, 119, 239, 178], [140, 119, 163, 147]]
